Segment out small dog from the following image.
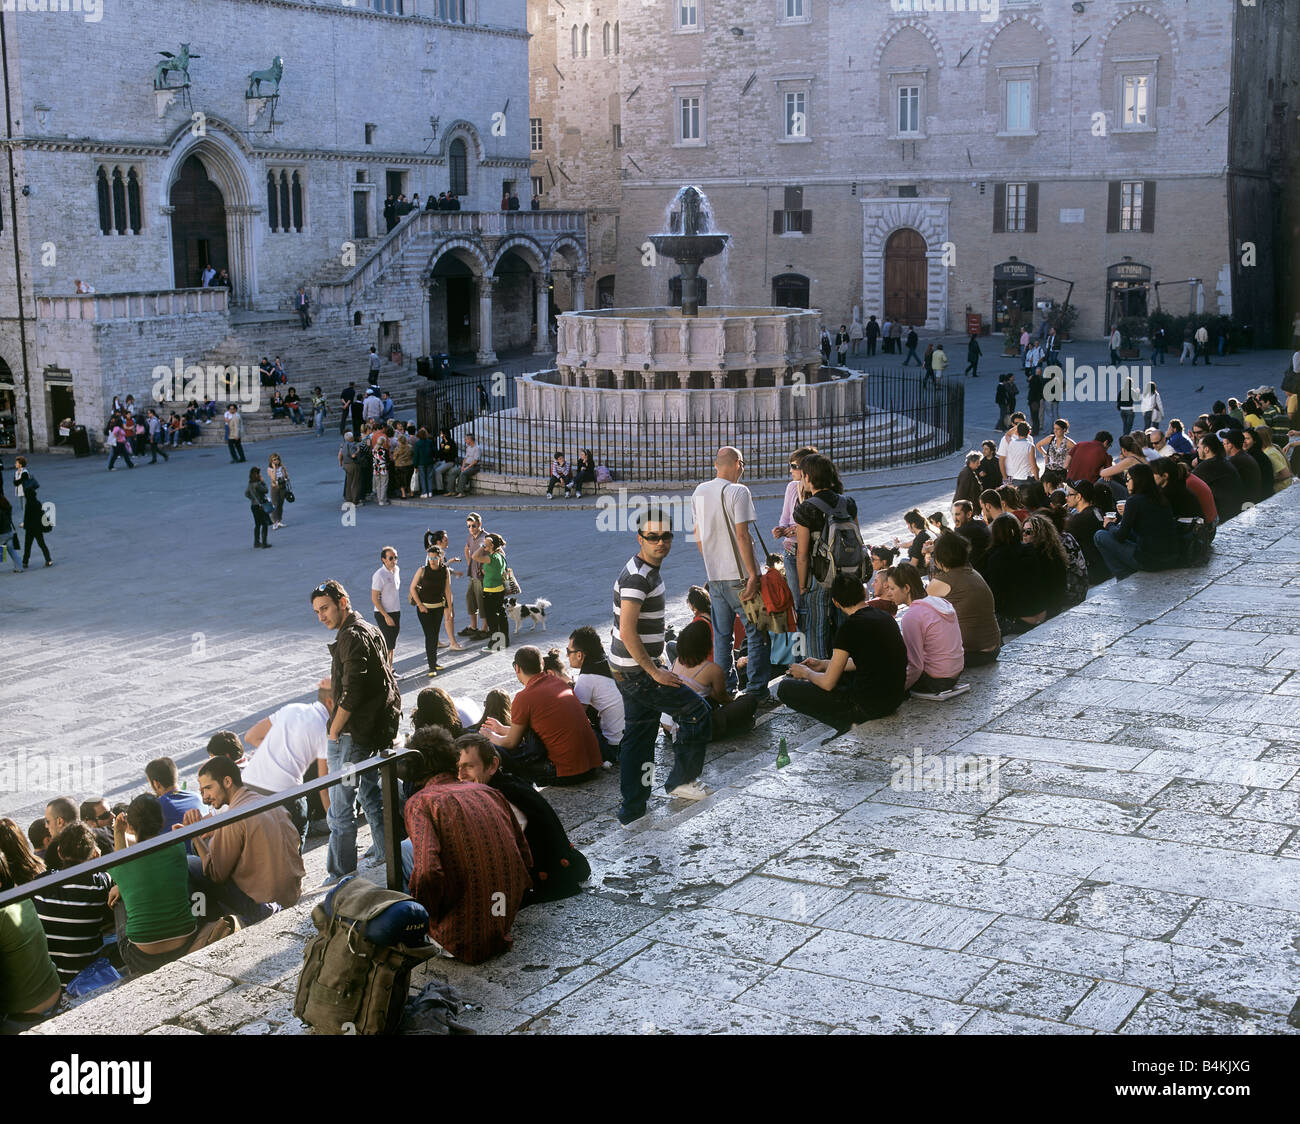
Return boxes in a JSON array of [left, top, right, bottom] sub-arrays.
[[506, 597, 551, 633]]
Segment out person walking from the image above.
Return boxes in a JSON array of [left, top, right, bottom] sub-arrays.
[[889, 319, 902, 354], [690, 446, 772, 703], [1194, 323, 1211, 366], [1109, 325, 1122, 366], [295, 287, 311, 330], [1179, 323, 1195, 364], [311, 387, 327, 436], [339, 432, 363, 509], [145, 409, 170, 464], [849, 317, 864, 357], [106, 417, 135, 471], [370, 546, 401, 665], [13, 458, 52, 569], [267, 452, 290, 529], [367, 347, 381, 388], [310, 580, 403, 881], [1141, 381, 1164, 431], [1117, 376, 1138, 435], [408, 543, 450, 677], [964, 332, 981, 378], [0, 494, 21, 572], [609, 508, 714, 823], [245, 466, 273, 550], [226, 404, 246, 463], [930, 341, 948, 386], [835, 325, 849, 366], [473, 533, 511, 647], [864, 315, 879, 357], [903, 326, 921, 366]]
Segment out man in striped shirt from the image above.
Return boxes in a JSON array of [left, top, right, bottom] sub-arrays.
[[610, 508, 713, 824]]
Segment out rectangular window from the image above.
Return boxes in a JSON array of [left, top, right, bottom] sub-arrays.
[[679, 0, 697, 29], [784, 91, 806, 138], [364, 123, 376, 145], [773, 185, 811, 235], [612, 123, 623, 148], [1121, 180, 1143, 231], [1122, 75, 1149, 127], [532, 176, 544, 199], [680, 96, 700, 141], [784, 0, 805, 17], [1005, 182, 1027, 232], [1005, 79, 1031, 132], [897, 86, 919, 135], [530, 118, 543, 151], [372, 0, 403, 12]]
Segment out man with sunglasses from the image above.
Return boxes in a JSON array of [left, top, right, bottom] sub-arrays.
[[462, 513, 489, 639], [609, 509, 713, 824], [310, 579, 403, 883]]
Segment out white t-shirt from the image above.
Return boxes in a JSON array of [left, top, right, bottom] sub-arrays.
[[371, 564, 401, 612], [573, 671, 625, 744], [454, 696, 483, 729], [691, 477, 758, 582], [1003, 437, 1037, 480], [242, 701, 329, 793]]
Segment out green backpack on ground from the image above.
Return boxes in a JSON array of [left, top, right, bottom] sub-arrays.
[[295, 876, 443, 1035]]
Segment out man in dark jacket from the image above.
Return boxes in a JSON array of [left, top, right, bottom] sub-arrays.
[[964, 332, 982, 378], [1222, 430, 1266, 503], [903, 327, 921, 366], [1193, 434, 1245, 521], [953, 452, 984, 509], [311, 579, 402, 881], [455, 732, 590, 905]]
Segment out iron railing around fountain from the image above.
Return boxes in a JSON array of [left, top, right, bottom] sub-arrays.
[[416, 371, 965, 485]]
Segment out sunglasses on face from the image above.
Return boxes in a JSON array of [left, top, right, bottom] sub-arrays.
[[640, 531, 674, 543]]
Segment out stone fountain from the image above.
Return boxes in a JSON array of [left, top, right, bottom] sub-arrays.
[[648, 185, 729, 317], [427, 187, 951, 490]]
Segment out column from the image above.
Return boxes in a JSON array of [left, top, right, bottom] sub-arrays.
[[534, 272, 551, 354], [572, 270, 587, 312], [476, 276, 497, 366]]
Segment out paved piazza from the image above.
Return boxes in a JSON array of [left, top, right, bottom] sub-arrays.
[[5, 344, 1299, 1035]]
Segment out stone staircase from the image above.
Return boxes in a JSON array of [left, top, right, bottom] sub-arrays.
[[188, 313, 430, 445]]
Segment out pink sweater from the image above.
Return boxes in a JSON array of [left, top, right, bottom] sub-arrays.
[[899, 596, 965, 688]]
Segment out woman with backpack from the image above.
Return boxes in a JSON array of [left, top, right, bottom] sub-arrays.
[[245, 466, 273, 549], [793, 453, 860, 660]]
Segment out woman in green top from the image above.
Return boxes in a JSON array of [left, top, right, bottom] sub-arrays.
[[110, 795, 230, 977], [0, 817, 62, 1026], [473, 532, 510, 648]]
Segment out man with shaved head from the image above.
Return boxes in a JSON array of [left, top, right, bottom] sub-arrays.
[[690, 446, 773, 704]]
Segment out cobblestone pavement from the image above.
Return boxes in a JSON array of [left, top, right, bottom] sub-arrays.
[[7, 343, 1299, 1034]]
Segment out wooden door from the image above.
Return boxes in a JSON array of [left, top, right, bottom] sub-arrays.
[[352, 191, 369, 239], [169, 156, 227, 288], [884, 228, 927, 325]]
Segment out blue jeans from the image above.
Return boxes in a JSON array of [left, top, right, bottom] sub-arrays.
[[782, 548, 800, 610], [1093, 527, 1139, 580], [418, 464, 435, 493], [615, 668, 712, 821], [187, 854, 276, 928], [709, 579, 771, 696], [326, 733, 389, 879], [315, 409, 326, 435]]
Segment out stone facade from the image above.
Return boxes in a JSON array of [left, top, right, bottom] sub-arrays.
[[526, 0, 1293, 344], [527, 0, 624, 308], [0, 0, 551, 450]]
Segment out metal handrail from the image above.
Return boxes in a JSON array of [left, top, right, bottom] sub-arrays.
[[0, 748, 421, 911]]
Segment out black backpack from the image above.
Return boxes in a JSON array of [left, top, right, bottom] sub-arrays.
[[806, 495, 867, 588]]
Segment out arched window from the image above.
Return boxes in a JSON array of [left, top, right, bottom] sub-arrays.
[[111, 167, 127, 235], [278, 172, 291, 236], [581, 24, 589, 58], [603, 22, 610, 56], [291, 171, 304, 232], [771, 273, 810, 309], [614, 21, 620, 54], [449, 137, 468, 196], [267, 171, 279, 230], [96, 167, 112, 235], [126, 168, 142, 234], [571, 25, 578, 58]]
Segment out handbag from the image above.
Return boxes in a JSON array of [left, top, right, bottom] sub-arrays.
[[285, 487, 296, 503], [503, 565, 520, 596], [769, 631, 803, 666], [720, 484, 774, 630]]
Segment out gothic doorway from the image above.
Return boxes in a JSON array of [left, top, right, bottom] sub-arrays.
[[169, 155, 228, 289]]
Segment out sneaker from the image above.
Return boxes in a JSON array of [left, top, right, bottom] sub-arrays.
[[617, 804, 647, 826], [666, 780, 710, 801], [427, 668, 438, 677], [750, 693, 781, 711], [458, 626, 476, 637]]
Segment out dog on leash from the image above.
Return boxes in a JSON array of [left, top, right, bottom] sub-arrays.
[[506, 597, 551, 633]]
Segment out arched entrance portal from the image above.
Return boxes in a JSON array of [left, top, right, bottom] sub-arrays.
[[170, 155, 228, 289], [429, 252, 478, 356], [772, 273, 810, 309], [884, 228, 927, 325]]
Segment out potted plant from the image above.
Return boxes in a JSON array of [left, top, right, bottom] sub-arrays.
[[1053, 302, 1078, 342], [1117, 316, 1145, 359], [1002, 306, 1023, 356]]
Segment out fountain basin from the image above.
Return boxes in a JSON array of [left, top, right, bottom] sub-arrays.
[[647, 233, 730, 264]]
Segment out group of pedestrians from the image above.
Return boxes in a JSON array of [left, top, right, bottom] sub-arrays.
[[2, 455, 52, 570], [243, 452, 293, 549]]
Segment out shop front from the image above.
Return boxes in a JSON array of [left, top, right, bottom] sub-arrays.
[[993, 258, 1036, 335], [1105, 259, 1151, 330]]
